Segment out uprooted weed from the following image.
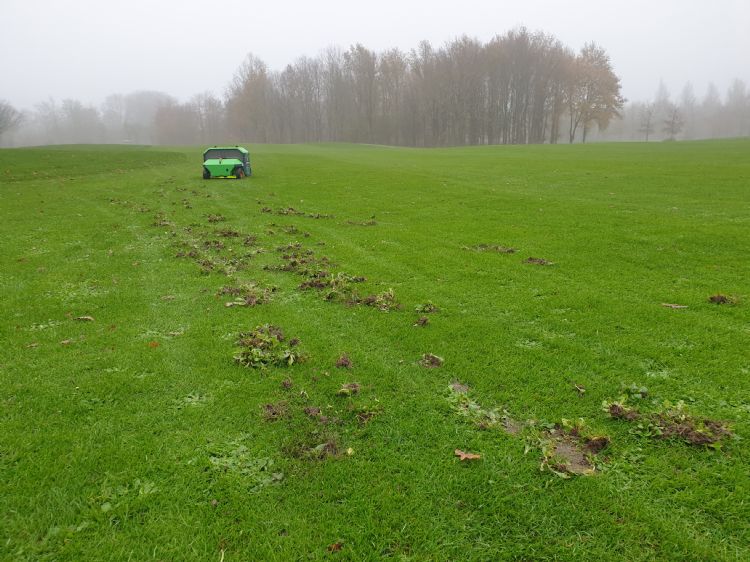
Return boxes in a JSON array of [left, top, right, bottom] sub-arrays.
[[262, 401, 289, 421], [175, 249, 200, 259], [285, 399, 380, 460], [266, 246, 332, 277], [278, 225, 310, 237], [604, 390, 732, 448], [299, 272, 366, 303], [420, 353, 444, 368], [525, 257, 554, 266], [216, 228, 241, 238], [219, 282, 277, 307], [335, 353, 353, 369], [709, 293, 738, 305], [234, 324, 305, 369], [264, 240, 404, 311], [354, 405, 382, 425], [283, 432, 341, 460], [203, 240, 225, 251], [467, 244, 517, 254], [336, 382, 361, 397], [170, 224, 262, 277], [414, 302, 439, 314], [151, 213, 173, 228], [271, 207, 334, 219], [285, 255, 397, 311], [360, 289, 399, 311]]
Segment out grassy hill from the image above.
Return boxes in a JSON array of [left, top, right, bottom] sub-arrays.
[[1, 140, 748, 560]]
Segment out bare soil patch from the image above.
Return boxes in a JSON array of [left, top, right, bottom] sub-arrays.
[[524, 257, 554, 266]]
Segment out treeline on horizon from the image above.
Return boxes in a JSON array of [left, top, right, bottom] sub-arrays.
[[1, 28, 749, 147]]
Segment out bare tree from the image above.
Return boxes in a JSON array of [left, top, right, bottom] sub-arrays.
[[376, 48, 408, 144], [725, 79, 749, 137], [190, 92, 225, 143], [101, 94, 126, 142], [638, 103, 655, 141], [154, 101, 200, 145], [701, 82, 722, 137], [122, 91, 175, 143], [59, 99, 105, 144], [679, 82, 696, 139], [654, 80, 671, 113], [0, 101, 23, 141], [662, 103, 684, 140]]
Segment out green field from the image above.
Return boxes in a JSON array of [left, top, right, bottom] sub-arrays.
[[1, 140, 749, 560]]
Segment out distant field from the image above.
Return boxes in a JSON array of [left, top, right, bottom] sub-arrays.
[[1, 140, 748, 560]]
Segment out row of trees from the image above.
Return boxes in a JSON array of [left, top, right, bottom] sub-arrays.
[[224, 31, 624, 146], [2, 29, 624, 147], [595, 79, 750, 142], [2, 91, 227, 147], [1, 29, 748, 147]]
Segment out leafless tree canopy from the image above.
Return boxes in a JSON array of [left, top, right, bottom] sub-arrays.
[[3, 30, 748, 147], [220, 31, 623, 146], [0, 101, 24, 140]]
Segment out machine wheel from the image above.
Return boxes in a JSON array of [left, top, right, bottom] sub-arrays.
[[234, 167, 245, 179], [247, 167, 252, 177], [202, 168, 210, 179]]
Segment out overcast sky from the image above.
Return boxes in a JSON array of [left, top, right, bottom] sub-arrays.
[[1, 0, 748, 111]]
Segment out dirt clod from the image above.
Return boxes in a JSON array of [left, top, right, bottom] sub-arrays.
[[583, 436, 610, 454], [327, 542, 344, 552], [335, 353, 353, 369], [262, 401, 288, 421], [420, 353, 444, 368], [356, 410, 379, 424], [608, 403, 641, 421], [709, 294, 736, 305], [471, 244, 517, 254], [336, 383, 360, 396], [414, 302, 439, 314], [525, 257, 554, 266]]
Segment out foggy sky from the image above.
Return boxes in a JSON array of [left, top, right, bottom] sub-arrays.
[[1, 0, 748, 110]]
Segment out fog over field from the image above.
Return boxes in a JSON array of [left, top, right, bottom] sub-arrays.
[[0, 0, 748, 145]]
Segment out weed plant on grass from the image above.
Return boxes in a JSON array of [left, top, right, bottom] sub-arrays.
[[1, 140, 749, 560]]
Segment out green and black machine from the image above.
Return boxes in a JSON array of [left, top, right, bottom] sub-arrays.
[[202, 146, 251, 179]]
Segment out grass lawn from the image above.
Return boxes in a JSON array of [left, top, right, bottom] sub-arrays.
[[1, 139, 748, 560]]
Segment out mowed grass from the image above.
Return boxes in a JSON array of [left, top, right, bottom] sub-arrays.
[[1, 140, 748, 560]]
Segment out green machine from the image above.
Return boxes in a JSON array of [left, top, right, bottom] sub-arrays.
[[202, 146, 252, 179]]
